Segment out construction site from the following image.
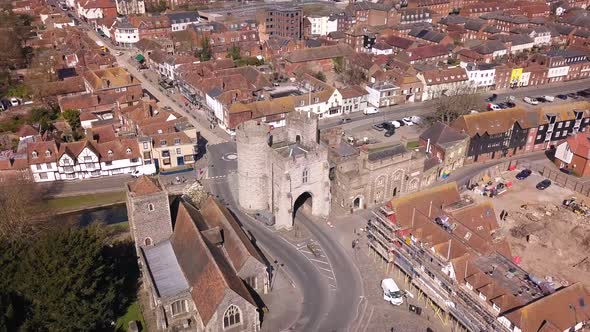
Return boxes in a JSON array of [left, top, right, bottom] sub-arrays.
[[466, 168, 590, 290], [367, 180, 590, 332]]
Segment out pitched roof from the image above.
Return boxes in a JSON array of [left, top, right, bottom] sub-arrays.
[[18, 124, 39, 138], [452, 108, 531, 136], [471, 40, 507, 55], [408, 44, 450, 61], [95, 138, 141, 161], [142, 241, 190, 298], [420, 122, 468, 147], [339, 85, 368, 99], [284, 44, 353, 63], [421, 67, 468, 85], [27, 140, 59, 163], [502, 283, 590, 332], [171, 202, 256, 326], [127, 176, 163, 196], [564, 132, 590, 159]]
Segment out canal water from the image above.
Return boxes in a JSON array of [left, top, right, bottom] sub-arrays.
[[53, 203, 128, 226]]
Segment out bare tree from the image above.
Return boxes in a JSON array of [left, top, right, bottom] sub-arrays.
[[429, 84, 481, 125], [0, 179, 45, 242]]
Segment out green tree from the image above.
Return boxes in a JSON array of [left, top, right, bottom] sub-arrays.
[[313, 71, 326, 82], [227, 44, 241, 60], [62, 109, 80, 131], [332, 56, 344, 74], [198, 37, 213, 62], [16, 227, 123, 331]]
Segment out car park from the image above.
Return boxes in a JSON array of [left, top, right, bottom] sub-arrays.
[[402, 117, 414, 126], [536, 179, 552, 190], [523, 97, 538, 105], [515, 169, 532, 180], [557, 94, 568, 100]]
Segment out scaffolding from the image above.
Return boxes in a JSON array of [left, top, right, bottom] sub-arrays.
[[368, 208, 510, 332]]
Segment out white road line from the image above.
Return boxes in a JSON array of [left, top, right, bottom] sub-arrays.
[[329, 284, 337, 288], [309, 258, 330, 265], [324, 275, 335, 280], [316, 266, 333, 273]]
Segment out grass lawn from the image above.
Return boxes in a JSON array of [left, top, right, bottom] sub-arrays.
[[116, 301, 145, 332], [40, 191, 126, 213], [406, 141, 420, 149]]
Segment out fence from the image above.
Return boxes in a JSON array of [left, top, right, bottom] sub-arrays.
[[466, 159, 590, 198]]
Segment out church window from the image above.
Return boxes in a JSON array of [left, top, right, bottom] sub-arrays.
[[302, 169, 309, 184], [148, 203, 154, 211], [223, 305, 241, 329], [144, 237, 152, 246], [171, 300, 188, 316]]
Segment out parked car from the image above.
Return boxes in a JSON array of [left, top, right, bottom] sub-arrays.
[[543, 95, 555, 102], [9, 98, 20, 107], [390, 120, 402, 128], [557, 94, 568, 100], [536, 97, 548, 103], [523, 97, 538, 105], [410, 116, 422, 124], [402, 117, 414, 126], [515, 169, 532, 180], [497, 102, 508, 109], [396, 119, 405, 126], [505, 102, 516, 108], [384, 129, 395, 137], [340, 118, 352, 124], [372, 123, 385, 131], [567, 92, 579, 99], [536, 179, 552, 190], [363, 107, 379, 115], [488, 103, 502, 111], [486, 94, 498, 102], [577, 90, 590, 98], [560, 167, 572, 174]]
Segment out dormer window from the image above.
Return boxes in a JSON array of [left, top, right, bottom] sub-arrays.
[[108, 150, 113, 155], [32, 151, 38, 158], [126, 147, 132, 153], [174, 138, 181, 145], [45, 150, 51, 157], [161, 140, 167, 146]]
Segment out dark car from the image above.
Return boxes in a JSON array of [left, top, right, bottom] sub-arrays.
[[372, 123, 385, 131], [536, 97, 547, 103], [536, 179, 552, 190], [505, 102, 516, 108], [557, 94, 568, 100], [340, 118, 352, 124], [486, 94, 498, 102], [516, 169, 532, 180], [560, 167, 573, 174], [497, 102, 508, 109], [578, 90, 590, 98], [384, 129, 395, 137], [567, 92, 579, 99]]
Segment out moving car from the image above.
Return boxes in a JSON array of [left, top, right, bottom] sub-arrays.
[[382, 278, 404, 306], [515, 169, 532, 180], [523, 97, 538, 105], [363, 107, 379, 115], [402, 117, 414, 126], [536, 179, 552, 190]]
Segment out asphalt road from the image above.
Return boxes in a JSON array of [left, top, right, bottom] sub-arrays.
[[206, 142, 363, 332], [320, 79, 590, 132]]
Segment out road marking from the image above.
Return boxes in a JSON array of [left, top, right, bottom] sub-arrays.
[[316, 266, 333, 273], [324, 275, 335, 281], [309, 258, 330, 265], [298, 249, 325, 257]]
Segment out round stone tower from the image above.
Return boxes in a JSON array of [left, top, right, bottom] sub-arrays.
[[236, 120, 270, 211]]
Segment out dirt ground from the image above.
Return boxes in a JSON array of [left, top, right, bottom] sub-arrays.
[[466, 169, 590, 288]]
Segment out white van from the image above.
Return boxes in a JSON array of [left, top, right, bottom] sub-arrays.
[[381, 278, 404, 306], [363, 107, 379, 115]]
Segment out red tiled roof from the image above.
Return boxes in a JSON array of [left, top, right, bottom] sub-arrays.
[[566, 131, 590, 159], [128, 176, 162, 195]]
